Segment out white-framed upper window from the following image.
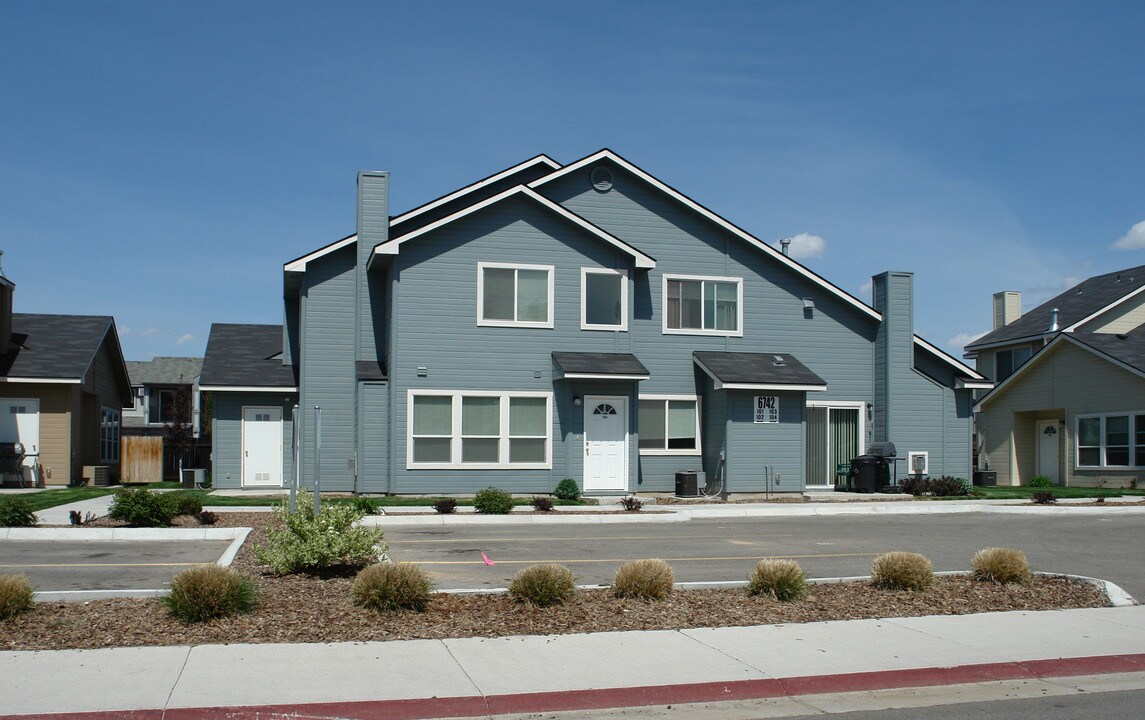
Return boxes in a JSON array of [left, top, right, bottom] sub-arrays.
[[1077, 412, 1145, 468], [638, 394, 701, 455], [100, 407, 121, 463], [662, 274, 743, 336], [407, 390, 552, 469], [581, 267, 628, 331], [477, 262, 554, 328], [995, 346, 1033, 381]]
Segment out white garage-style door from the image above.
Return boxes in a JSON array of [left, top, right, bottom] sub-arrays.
[[242, 406, 283, 487], [0, 398, 39, 485]]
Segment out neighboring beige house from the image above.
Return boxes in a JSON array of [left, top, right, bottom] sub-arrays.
[[0, 267, 132, 487], [966, 265, 1145, 487]]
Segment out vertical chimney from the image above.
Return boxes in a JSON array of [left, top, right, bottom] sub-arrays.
[[0, 251, 13, 356], [779, 238, 791, 256], [872, 271, 914, 460], [356, 171, 389, 362], [1048, 307, 1059, 332], [992, 291, 1021, 330]]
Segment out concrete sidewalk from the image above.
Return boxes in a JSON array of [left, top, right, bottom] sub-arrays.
[[3, 606, 1145, 719]]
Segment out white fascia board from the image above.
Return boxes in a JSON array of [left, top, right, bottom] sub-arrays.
[[1064, 283, 1145, 331], [0, 377, 81, 384], [558, 373, 650, 381], [389, 154, 562, 230], [965, 332, 1052, 353], [198, 385, 299, 393], [913, 335, 988, 380], [717, 382, 827, 392], [375, 185, 655, 269], [956, 379, 995, 390], [529, 149, 879, 321], [284, 234, 357, 273]]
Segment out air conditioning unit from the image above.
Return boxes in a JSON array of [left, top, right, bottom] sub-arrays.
[[907, 451, 929, 476], [83, 465, 111, 486]]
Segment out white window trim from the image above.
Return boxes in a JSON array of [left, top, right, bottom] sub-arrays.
[[1075, 412, 1144, 469], [661, 273, 744, 337], [638, 394, 702, 456], [805, 400, 868, 486], [580, 267, 629, 331], [407, 389, 553, 470], [477, 262, 555, 328]]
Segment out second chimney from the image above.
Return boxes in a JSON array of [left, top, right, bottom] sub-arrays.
[[992, 291, 1021, 330]]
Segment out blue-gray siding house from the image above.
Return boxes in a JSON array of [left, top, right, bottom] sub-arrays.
[[203, 149, 989, 495]]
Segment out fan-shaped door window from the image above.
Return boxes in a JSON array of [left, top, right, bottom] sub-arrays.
[[593, 403, 616, 417]]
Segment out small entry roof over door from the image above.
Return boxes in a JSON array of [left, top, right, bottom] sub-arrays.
[[693, 351, 827, 391], [552, 352, 650, 381]]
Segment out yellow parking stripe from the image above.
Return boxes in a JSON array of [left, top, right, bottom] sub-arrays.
[[395, 533, 792, 544], [401, 551, 879, 566], [0, 562, 211, 569]]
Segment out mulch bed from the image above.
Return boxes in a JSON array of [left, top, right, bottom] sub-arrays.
[[1, 512, 1109, 652]]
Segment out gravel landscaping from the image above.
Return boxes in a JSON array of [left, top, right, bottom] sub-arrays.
[[1, 512, 1110, 652]]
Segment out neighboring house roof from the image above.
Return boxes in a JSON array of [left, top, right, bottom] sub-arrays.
[[0, 313, 132, 406], [551, 352, 650, 380], [199, 324, 298, 391], [692, 351, 827, 391], [125, 357, 202, 386], [967, 264, 1145, 350], [974, 330, 1145, 409]]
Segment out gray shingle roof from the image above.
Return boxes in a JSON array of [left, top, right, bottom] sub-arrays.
[[200, 324, 297, 389], [126, 357, 202, 386], [693, 351, 827, 389], [968, 264, 1145, 349], [551, 352, 650, 378], [1068, 331, 1145, 375], [1, 313, 117, 380]]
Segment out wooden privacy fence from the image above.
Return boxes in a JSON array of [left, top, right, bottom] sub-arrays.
[[121, 435, 163, 484]]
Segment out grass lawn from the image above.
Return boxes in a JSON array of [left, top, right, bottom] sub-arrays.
[[19, 487, 117, 512], [971, 485, 1145, 500]]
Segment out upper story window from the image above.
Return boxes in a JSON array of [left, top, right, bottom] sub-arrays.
[[995, 346, 1032, 381], [477, 262, 554, 328], [1077, 413, 1145, 468], [581, 268, 628, 331], [663, 274, 743, 336]]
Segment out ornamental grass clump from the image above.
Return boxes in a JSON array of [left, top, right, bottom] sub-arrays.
[[0, 574, 35, 620], [352, 562, 433, 612], [871, 551, 934, 591], [253, 492, 386, 575], [746, 559, 807, 602], [508, 564, 577, 607], [163, 565, 258, 623], [613, 559, 675, 600], [971, 547, 1032, 584]]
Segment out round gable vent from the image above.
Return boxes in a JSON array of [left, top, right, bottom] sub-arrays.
[[590, 165, 614, 192]]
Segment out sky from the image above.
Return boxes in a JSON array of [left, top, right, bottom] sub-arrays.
[[1, 1, 1143, 362]]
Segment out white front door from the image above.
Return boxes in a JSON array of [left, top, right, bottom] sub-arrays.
[[242, 406, 283, 487], [0, 398, 39, 485], [583, 396, 628, 492], [1036, 420, 1060, 485]]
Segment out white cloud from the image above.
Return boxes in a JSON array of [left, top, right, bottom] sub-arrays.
[[1113, 221, 1145, 250], [138, 327, 159, 337], [858, 279, 873, 300], [176, 333, 195, 345], [779, 232, 826, 260], [947, 331, 986, 350]]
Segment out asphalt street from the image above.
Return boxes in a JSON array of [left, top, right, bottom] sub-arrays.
[[383, 513, 1145, 595]]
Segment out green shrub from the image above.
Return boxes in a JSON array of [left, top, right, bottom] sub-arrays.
[[553, 478, 581, 501], [620, 495, 644, 512], [352, 562, 433, 612], [613, 559, 674, 600], [170, 491, 204, 517], [253, 491, 387, 575], [747, 559, 807, 602], [351, 496, 379, 516], [871, 551, 934, 591], [163, 564, 258, 623], [971, 547, 1032, 584], [530, 496, 554, 512], [1028, 475, 1053, 488], [433, 497, 457, 514], [508, 564, 577, 607], [0, 574, 35, 619], [0, 496, 38, 527], [929, 476, 969, 497], [473, 487, 513, 514], [108, 487, 178, 527]]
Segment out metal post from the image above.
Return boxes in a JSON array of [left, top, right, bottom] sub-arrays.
[[290, 404, 299, 514], [313, 405, 322, 515]]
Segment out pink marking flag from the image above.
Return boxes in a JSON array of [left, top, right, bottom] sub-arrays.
[[481, 552, 495, 566]]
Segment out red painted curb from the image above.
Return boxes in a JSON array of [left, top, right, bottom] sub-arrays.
[[5, 653, 1145, 720]]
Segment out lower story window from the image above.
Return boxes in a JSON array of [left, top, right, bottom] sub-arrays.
[[638, 396, 700, 454], [1077, 413, 1144, 468], [409, 390, 552, 469], [100, 407, 121, 463]]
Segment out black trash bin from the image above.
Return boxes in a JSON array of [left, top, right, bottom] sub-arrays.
[[849, 454, 888, 493]]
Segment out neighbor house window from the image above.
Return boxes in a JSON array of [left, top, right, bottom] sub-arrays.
[[477, 262, 554, 328], [581, 268, 627, 330], [100, 407, 121, 463], [663, 275, 742, 335], [1076, 413, 1145, 468], [995, 346, 1033, 381], [148, 388, 178, 424], [408, 390, 552, 469], [638, 396, 701, 454]]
